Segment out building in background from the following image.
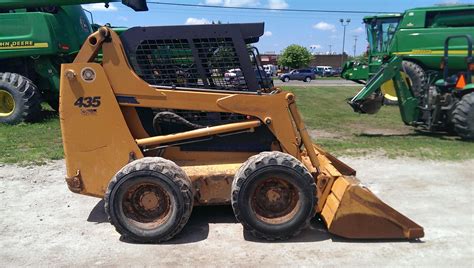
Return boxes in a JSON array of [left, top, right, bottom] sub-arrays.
[[259, 52, 349, 69]]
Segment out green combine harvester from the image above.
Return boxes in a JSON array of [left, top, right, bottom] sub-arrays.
[[342, 5, 474, 104], [0, 0, 147, 124]]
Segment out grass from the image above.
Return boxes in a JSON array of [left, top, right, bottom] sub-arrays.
[[286, 86, 474, 160], [0, 117, 63, 164], [0, 87, 473, 164]]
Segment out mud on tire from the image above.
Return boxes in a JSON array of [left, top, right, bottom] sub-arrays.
[[452, 93, 474, 140], [0, 72, 41, 124], [231, 151, 317, 240], [104, 157, 194, 243]]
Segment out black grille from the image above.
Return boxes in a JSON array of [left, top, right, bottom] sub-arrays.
[[121, 23, 271, 92], [132, 37, 251, 90], [134, 39, 200, 87]]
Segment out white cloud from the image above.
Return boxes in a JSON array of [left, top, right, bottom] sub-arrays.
[[185, 17, 211, 25], [310, 44, 322, 49], [204, 0, 260, 7], [352, 27, 364, 34], [436, 0, 462, 5], [82, 3, 117, 11], [268, 0, 288, 9], [118, 16, 129, 22], [263, 31, 273, 37], [313, 22, 336, 32]]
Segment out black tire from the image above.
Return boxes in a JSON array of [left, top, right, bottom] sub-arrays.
[[104, 157, 194, 243], [283, 77, 290, 82], [452, 93, 474, 140], [0, 72, 41, 124], [304, 76, 311, 83], [231, 151, 316, 240], [402, 61, 427, 98]]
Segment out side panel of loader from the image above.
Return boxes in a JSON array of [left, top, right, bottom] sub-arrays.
[[60, 63, 143, 197]]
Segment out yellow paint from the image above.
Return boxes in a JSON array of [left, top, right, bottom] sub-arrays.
[[380, 72, 410, 101], [0, 42, 49, 50], [0, 89, 15, 117], [394, 49, 468, 56]]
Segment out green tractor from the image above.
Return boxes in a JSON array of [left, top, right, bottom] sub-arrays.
[[349, 34, 474, 139], [342, 5, 474, 104], [0, 0, 148, 124]]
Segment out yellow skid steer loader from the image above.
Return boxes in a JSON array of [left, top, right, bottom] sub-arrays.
[[60, 24, 423, 242]]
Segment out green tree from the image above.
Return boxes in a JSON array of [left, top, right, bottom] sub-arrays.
[[278, 44, 312, 69]]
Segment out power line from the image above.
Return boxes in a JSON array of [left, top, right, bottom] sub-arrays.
[[146, 1, 397, 14]]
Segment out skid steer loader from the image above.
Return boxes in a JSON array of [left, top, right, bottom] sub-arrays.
[[60, 23, 424, 242]]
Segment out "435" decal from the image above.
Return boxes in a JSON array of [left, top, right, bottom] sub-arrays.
[[74, 96, 101, 108]]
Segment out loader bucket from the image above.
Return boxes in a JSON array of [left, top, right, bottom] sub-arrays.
[[321, 176, 424, 239]]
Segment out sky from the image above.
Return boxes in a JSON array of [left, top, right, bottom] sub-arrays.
[[83, 0, 474, 56]]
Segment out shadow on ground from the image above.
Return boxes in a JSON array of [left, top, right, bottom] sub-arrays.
[[87, 200, 422, 245]]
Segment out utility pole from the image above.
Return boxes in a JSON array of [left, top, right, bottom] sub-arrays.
[[353, 35, 358, 57], [339, 18, 351, 67], [328, 44, 333, 54]]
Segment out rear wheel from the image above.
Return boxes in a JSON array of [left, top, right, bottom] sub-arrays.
[[304, 76, 311, 83], [452, 93, 474, 140], [0, 72, 41, 124], [380, 61, 426, 106], [231, 151, 316, 240], [402, 61, 427, 98], [105, 157, 194, 243]]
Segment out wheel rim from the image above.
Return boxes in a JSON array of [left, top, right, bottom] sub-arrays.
[[121, 181, 172, 230], [251, 177, 301, 224], [0, 89, 15, 117]]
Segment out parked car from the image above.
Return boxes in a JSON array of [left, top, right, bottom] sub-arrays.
[[224, 68, 243, 83], [332, 67, 343, 77], [312, 66, 335, 77], [263, 64, 278, 76], [224, 68, 274, 89], [279, 69, 316, 82]]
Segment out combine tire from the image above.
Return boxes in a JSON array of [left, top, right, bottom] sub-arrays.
[[401, 61, 427, 98], [231, 151, 316, 240], [0, 72, 41, 124], [105, 157, 194, 243], [452, 93, 474, 140]]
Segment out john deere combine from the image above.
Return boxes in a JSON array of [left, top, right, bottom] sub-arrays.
[[0, 0, 147, 124], [342, 5, 474, 103]]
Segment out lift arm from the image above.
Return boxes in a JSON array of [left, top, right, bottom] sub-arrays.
[[348, 56, 419, 125], [0, 0, 148, 11]]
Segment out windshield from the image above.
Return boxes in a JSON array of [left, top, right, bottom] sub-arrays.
[[367, 17, 401, 53]]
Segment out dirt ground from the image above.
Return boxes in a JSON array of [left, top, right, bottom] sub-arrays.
[[0, 157, 473, 267]]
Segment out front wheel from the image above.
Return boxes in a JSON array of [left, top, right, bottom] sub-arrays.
[[282, 77, 290, 82], [0, 73, 41, 124], [105, 157, 194, 243], [231, 151, 316, 240]]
